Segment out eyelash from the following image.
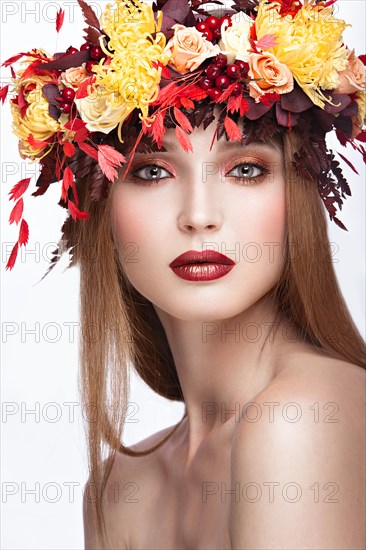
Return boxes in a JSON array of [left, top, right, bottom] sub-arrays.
[[129, 161, 270, 186]]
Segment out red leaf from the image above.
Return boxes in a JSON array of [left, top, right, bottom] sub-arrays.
[[6, 242, 19, 271], [184, 84, 208, 102], [355, 129, 366, 142], [227, 94, 241, 114], [2, 52, 26, 67], [75, 76, 96, 99], [240, 97, 248, 117], [175, 126, 193, 153], [64, 118, 87, 131], [9, 178, 31, 201], [213, 82, 236, 103], [336, 151, 359, 174], [63, 142, 76, 157], [179, 97, 195, 109], [256, 33, 278, 50], [9, 198, 24, 224], [174, 107, 193, 133], [359, 55, 366, 66], [56, 8, 65, 32], [19, 219, 29, 246], [0, 85, 9, 104], [76, 0, 101, 30], [259, 92, 280, 106], [28, 133, 49, 149], [97, 144, 126, 165], [62, 166, 74, 201], [78, 141, 98, 160], [68, 199, 90, 221], [74, 127, 89, 143], [224, 116, 242, 142]]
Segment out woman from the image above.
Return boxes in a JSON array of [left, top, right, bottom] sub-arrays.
[[1, 0, 365, 548]]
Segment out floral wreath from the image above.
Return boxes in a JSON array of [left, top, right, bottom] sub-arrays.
[[1, 0, 365, 271]]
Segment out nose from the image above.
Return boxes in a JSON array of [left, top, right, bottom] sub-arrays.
[[177, 176, 223, 233]]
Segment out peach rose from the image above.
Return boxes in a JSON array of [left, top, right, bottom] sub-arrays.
[[164, 24, 220, 75], [334, 49, 366, 95], [60, 64, 89, 90], [351, 90, 366, 139], [248, 52, 294, 101]]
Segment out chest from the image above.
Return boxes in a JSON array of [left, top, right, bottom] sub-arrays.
[[130, 435, 234, 549]]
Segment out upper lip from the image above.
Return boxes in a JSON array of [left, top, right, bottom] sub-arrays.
[[169, 250, 236, 268]]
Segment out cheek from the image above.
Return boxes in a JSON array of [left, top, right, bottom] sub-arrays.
[[110, 190, 151, 256]]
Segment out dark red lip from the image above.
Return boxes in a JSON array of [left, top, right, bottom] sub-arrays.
[[169, 250, 235, 268]]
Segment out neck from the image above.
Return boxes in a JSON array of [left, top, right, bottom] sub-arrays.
[[153, 294, 301, 463]]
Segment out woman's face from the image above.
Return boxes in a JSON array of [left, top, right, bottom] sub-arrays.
[[110, 117, 287, 321]]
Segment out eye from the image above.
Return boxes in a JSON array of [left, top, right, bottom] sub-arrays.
[[227, 162, 270, 184], [131, 163, 171, 185]]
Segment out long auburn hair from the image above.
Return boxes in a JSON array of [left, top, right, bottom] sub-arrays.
[[62, 126, 365, 548]]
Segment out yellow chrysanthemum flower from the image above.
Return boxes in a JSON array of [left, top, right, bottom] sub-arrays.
[[89, 0, 170, 141], [255, 0, 350, 107]]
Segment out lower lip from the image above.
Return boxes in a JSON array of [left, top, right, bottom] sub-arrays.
[[170, 263, 235, 281]]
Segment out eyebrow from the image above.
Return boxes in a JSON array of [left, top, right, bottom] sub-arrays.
[[157, 138, 280, 153]]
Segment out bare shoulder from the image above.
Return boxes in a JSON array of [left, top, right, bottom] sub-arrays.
[[230, 353, 366, 549], [84, 422, 179, 549]]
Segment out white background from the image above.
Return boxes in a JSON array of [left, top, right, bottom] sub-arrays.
[[1, 1, 365, 548]]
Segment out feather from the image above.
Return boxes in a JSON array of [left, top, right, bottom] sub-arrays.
[[56, 8, 65, 32]]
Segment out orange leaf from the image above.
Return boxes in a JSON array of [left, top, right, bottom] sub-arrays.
[[175, 126, 193, 153], [62, 166, 74, 201], [179, 97, 195, 109], [97, 144, 126, 165], [224, 116, 242, 142], [19, 219, 29, 246], [68, 200, 90, 221], [6, 242, 19, 271], [9, 198, 23, 225], [9, 178, 30, 201], [174, 107, 193, 133]]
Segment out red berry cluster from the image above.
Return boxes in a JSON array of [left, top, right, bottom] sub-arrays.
[[195, 15, 232, 43], [199, 54, 249, 99], [58, 42, 105, 113]]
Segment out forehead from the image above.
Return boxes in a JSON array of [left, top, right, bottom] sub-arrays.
[[134, 119, 283, 158]]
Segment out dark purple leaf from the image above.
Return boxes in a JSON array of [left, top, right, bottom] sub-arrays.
[[280, 85, 313, 113], [245, 96, 271, 120], [275, 103, 298, 127], [76, 0, 101, 30], [35, 50, 89, 71], [323, 93, 351, 114]]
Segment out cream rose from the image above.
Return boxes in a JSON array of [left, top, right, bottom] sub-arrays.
[[74, 91, 130, 133], [60, 64, 89, 90], [334, 49, 366, 94], [218, 11, 253, 64], [248, 52, 294, 101], [164, 24, 220, 75]]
